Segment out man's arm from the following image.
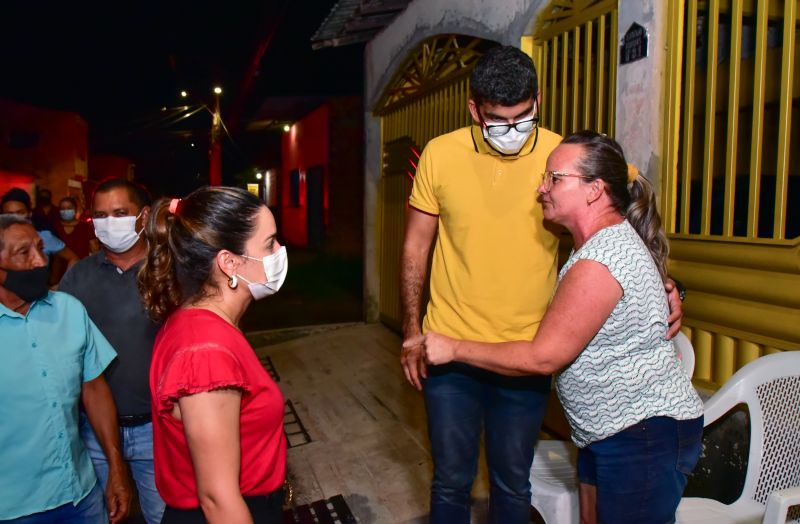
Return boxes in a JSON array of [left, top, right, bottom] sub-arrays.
[[399, 207, 438, 391], [81, 376, 132, 524], [664, 278, 684, 339]]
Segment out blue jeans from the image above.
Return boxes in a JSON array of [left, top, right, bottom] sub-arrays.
[[80, 415, 166, 524], [577, 415, 704, 524], [0, 481, 105, 524], [424, 363, 550, 524]]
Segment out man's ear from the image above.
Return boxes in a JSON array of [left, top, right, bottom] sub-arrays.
[[468, 99, 481, 124], [140, 205, 151, 223]]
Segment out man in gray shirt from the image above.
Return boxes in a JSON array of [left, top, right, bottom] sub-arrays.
[[60, 178, 165, 523]]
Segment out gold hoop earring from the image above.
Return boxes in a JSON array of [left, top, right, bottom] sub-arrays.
[[228, 274, 238, 289]]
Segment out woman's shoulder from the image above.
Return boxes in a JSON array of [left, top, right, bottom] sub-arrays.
[[157, 309, 245, 351]]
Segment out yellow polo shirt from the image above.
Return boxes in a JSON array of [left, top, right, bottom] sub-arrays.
[[409, 125, 562, 342]]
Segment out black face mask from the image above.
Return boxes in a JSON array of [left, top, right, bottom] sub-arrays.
[[2, 266, 49, 303]]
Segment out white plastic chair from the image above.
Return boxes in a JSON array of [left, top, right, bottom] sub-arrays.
[[676, 351, 800, 524], [530, 332, 697, 524], [674, 330, 696, 379], [763, 486, 800, 523]]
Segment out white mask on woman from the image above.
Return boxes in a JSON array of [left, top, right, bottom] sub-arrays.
[[93, 211, 143, 253], [238, 246, 288, 300]]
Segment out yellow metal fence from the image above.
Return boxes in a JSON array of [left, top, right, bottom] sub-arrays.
[[663, 0, 799, 387], [527, 0, 618, 137]]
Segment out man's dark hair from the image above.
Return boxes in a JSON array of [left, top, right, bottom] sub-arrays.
[[93, 178, 152, 209], [470, 45, 538, 107], [1, 188, 32, 211]]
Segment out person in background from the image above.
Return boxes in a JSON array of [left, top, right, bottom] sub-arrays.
[[56, 196, 99, 259], [60, 178, 165, 523], [32, 187, 61, 232], [1, 188, 78, 285], [0, 213, 132, 523], [139, 187, 288, 523], [410, 131, 703, 524]]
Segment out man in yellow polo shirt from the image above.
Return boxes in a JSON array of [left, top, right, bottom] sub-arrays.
[[401, 46, 560, 524]]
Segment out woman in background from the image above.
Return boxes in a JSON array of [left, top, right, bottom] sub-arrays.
[[56, 196, 98, 259], [138, 186, 288, 523], [410, 131, 703, 524]]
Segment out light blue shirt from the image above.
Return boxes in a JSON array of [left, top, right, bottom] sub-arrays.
[[38, 229, 65, 255], [0, 291, 117, 519]]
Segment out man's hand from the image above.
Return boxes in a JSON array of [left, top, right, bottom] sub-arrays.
[[664, 279, 683, 339], [401, 337, 428, 391], [105, 463, 133, 524], [80, 375, 132, 523]]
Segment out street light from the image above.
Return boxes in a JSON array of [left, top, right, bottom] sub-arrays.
[[255, 172, 263, 180], [283, 124, 291, 132], [180, 90, 188, 98], [209, 86, 223, 185]]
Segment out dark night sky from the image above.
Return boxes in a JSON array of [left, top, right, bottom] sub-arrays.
[[0, 0, 365, 194]]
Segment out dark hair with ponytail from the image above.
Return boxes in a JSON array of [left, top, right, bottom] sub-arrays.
[[562, 130, 669, 281], [137, 186, 266, 321]]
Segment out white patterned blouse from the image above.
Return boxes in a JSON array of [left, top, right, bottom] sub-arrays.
[[555, 220, 703, 448]]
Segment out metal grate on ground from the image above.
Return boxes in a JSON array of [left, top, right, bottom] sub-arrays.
[[258, 354, 311, 447], [283, 495, 357, 523], [260, 355, 281, 382], [284, 399, 312, 448]]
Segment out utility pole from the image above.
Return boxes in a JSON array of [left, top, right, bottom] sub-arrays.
[[209, 86, 223, 186]]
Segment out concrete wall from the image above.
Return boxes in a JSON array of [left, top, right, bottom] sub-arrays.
[[614, 0, 669, 198]]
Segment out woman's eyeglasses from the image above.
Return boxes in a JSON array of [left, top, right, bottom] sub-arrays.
[[540, 171, 592, 191]]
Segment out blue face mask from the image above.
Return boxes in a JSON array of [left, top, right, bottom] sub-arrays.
[[60, 209, 76, 221]]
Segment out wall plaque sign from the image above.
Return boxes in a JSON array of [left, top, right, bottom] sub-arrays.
[[620, 22, 648, 65]]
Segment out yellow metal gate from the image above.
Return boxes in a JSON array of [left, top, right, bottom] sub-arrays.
[[662, 0, 799, 387], [525, 0, 619, 137]]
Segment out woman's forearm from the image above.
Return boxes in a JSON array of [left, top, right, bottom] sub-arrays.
[[454, 339, 560, 375]]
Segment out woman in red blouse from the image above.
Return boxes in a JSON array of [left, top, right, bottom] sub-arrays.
[[138, 187, 288, 523]]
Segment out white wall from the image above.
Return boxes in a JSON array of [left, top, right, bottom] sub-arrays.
[[614, 0, 668, 195]]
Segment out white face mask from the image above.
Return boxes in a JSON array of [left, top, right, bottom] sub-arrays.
[[238, 246, 288, 300], [93, 211, 143, 253], [482, 126, 533, 155]]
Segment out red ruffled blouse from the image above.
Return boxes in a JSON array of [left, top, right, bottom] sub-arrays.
[[149, 308, 286, 509]]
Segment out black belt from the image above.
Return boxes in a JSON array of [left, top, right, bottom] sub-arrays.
[[118, 413, 151, 427]]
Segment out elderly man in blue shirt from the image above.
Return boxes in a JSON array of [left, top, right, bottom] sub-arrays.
[[0, 214, 132, 523]]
